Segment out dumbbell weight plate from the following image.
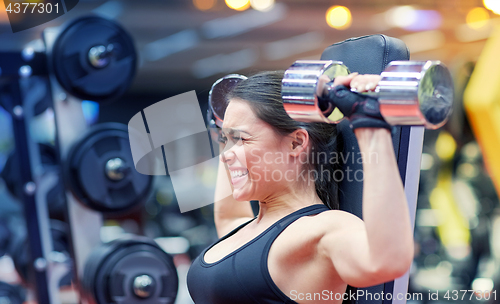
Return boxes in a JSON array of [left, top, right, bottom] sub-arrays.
[[208, 74, 248, 128], [377, 61, 454, 129], [66, 123, 152, 214], [281, 60, 350, 123], [207, 74, 247, 143], [10, 220, 73, 287], [82, 237, 178, 304], [51, 16, 136, 103], [0, 143, 66, 220]]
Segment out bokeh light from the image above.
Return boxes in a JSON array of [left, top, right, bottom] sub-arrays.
[[404, 10, 442, 31], [250, 0, 274, 12], [435, 131, 456, 161], [385, 6, 417, 28], [466, 7, 490, 29], [325, 6, 352, 30], [472, 278, 494, 292], [0, 0, 8, 23], [193, 0, 216, 11], [420, 153, 435, 171], [225, 0, 250, 11], [483, 0, 500, 14]]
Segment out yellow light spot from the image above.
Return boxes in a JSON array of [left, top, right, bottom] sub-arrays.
[[429, 176, 470, 248], [326, 6, 352, 30], [466, 7, 490, 29], [0, 1, 7, 24], [250, 0, 274, 12], [435, 131, 456, 161], [193, 0, 216, 11], [225, 0, 250, 11], [484, 0, 500, 14]]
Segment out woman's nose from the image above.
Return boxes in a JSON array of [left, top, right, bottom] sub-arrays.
[[220, 148, 235, 165]]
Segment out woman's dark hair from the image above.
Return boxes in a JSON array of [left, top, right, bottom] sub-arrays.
[[227, 71, 341, 210]]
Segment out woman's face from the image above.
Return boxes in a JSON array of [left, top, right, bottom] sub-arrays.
[[221, 99, 297, 202]]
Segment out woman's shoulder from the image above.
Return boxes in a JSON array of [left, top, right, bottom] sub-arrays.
[[281, 209, 365, 246], [274, 209, 358, 242], [305, 209, 364, 230]]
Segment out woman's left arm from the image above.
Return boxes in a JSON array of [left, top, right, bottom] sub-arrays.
[[317, 76, 414, 287]]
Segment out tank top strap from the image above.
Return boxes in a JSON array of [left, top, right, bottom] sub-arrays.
[[220, 204, 329, 242], [273, 204, 330, 234], [219, 217, 257, 241]]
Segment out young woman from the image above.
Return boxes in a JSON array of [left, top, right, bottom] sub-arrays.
[[187, 71, 414, 303]]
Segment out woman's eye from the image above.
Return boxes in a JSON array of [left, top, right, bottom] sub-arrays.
[[218, 136, 227, 144]]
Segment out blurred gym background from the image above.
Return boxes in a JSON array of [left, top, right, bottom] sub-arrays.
[[0, 0, 499, 303]]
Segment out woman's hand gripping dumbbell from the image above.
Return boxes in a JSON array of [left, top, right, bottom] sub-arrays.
[[316, 73, 391, 130]]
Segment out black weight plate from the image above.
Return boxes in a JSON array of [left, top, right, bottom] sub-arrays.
[[83, 236, 178, 304], [0, 143, 66, 219], [66, 123, 152, 214], [11, 220, 73, 287], [52, 16, 136, 103]]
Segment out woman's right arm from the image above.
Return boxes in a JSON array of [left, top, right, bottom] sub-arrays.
[[213, 159, 254, 238]]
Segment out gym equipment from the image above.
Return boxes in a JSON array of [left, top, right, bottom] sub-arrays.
[[207, 74, 247, 129], [0, 14, 138, 304], [82, 236, 178, 304], [0, 219, 11, 258], [0, 16, 135, 103], [0, 143, 66, 220], [0, 282, 26, 304], [281, 60, 454, 129], [66, 123, 152, 214], [207, 74, 247, 144], [10, 220, 72, 287], [318, 33, 427, 304], [51, 16, 137, 103]]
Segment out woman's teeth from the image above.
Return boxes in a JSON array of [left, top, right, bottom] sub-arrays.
[[231, 170, 248, 178]]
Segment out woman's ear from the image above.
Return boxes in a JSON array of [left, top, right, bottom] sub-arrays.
[[288, 128, 309, 157]]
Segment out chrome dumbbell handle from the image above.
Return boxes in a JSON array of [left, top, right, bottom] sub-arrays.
[[281, 60, 350, 124]]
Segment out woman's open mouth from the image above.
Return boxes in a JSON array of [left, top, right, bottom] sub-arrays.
[[230, 169, 249, 186]]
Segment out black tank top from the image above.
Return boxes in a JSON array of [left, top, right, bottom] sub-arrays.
[[187, 204, 330, 304]]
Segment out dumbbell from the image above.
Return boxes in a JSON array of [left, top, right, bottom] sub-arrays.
[[281, 60, 454, 129]]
